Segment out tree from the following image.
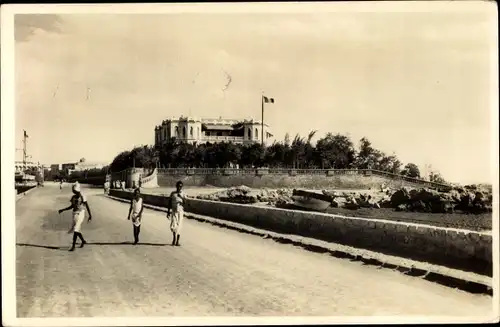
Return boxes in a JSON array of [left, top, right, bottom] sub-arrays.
[[375, 153, 402, 174], [193, 143, 208, 168], [356, 137, 383, 169], [303, 130, 317, 168], [315, 133, 356, 169], [112, 129, 425, 178], [159, 139, 180, 168], [131, 145, 156, 169], [264, 141, 288, 168], [429, 171, 447, 184], [110, 150, 132, 172], [287, 131, 316, 169], [401, 163, 421, 178], [176, 142, 196, 167], [240, 143, 265, 168]]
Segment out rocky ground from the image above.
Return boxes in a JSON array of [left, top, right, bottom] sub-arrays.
[[194, 184, 493, 231]]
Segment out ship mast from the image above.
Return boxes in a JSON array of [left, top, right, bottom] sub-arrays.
[[21, 130, 32, 172]]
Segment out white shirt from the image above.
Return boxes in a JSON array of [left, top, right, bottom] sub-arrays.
[[130, 197, 143, 226], [71, 193, 87, 213], [170, 191, 186, 211]]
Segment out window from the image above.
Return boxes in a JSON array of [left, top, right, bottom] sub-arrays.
[[183, 126, 186, 138], [248, 128, 252, 139], [175, 126, 179, 137], [255, 128, 258, 139], [190, 127, 193, 137]]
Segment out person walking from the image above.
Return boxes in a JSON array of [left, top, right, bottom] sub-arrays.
[[127, 188, 144, 245], [104, 180, 110, 194], [58, 182, 92, 251], [167, 181, 186, 246]]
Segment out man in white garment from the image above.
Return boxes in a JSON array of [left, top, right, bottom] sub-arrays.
[[167, 181, 187, 246], [58, 182, 92, 251], [128, 188, 144, 244]]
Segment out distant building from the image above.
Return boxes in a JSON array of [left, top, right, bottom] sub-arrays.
[[73, 162, 106, 172], [15, 161, 39, 173], [61, 163, 77, 171], [58, 162, 106, 176], [154, 116, 274, 147], [51, 164, 61, 173]]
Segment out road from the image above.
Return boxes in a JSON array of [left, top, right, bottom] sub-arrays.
[[15, 185, 493, 317]]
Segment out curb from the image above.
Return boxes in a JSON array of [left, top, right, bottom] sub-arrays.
[[105, 195, 493, 295]]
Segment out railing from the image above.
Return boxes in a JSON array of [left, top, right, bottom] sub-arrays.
[[140, 168, 157, 184], [370, 169, 451, 190], [202, 136, 246, 142]]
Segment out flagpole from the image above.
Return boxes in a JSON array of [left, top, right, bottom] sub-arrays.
[[261, 95, 264, 147]]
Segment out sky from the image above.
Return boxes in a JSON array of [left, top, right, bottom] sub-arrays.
[[12, 3, 497, 184]]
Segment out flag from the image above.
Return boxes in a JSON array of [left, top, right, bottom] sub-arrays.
[[24, 130, 29, 138], [263, 96, 275, 104]]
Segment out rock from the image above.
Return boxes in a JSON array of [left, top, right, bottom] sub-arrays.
[[331, 199, 341, 208], [443, 201, 455, 213], [448, 189, 462, 203], [378, 196, 392, 208], [395, 204, 407, 212], [356, 194, 378, 208], [367, 196, 380, 209], [332, 197, 347, 208], [344, 201, 360, 210], [390, 188, 410, 208], [200, 186, 295, 205], [407, 188, 452, 213], [408, 200, 427, 212], [456, 191, 475, 212], [470, 191, 490, 213]]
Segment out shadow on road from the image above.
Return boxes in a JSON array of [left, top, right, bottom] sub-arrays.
[[16, 242, 169, 250]]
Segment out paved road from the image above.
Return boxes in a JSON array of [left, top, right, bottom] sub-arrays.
[[15, 185, 493, 317]]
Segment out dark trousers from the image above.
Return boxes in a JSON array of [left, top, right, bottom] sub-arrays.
[[133, 225, 141, 243]]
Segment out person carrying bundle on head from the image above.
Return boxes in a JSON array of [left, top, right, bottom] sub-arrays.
[[58, 182, 92, 252]]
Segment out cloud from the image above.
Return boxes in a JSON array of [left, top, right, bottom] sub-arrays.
[[13, 12, 494, 183], [14, 14, 63, 42]]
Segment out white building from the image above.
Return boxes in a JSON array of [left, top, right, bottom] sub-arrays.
[[154, 116, 273, 147], [15, 161, 40, 173], [72, 162, 106, 172]]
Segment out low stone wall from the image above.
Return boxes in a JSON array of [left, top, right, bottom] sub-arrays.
[[109, 189, 492, 276], [16, 185, 38, 201], [158, 173, 411, 190]]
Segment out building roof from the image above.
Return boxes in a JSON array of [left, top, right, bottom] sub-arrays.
[[156, 117, 271, 128]]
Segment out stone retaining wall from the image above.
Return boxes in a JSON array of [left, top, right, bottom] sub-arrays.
[[110, 189, 492, 276], [158, 173, 410, 190]]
